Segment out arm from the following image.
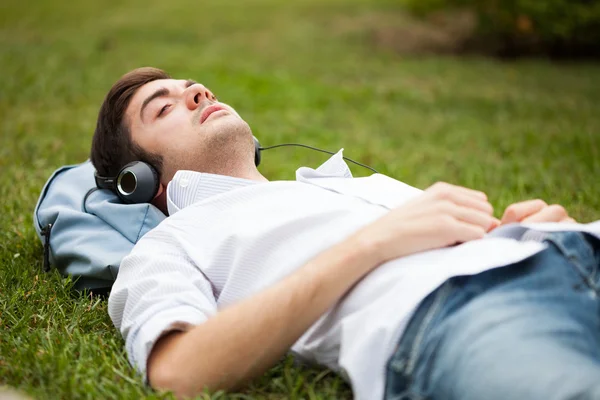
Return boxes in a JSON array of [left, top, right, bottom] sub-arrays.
[[149, 182, 499, 397], [149, 233, 381, 395]]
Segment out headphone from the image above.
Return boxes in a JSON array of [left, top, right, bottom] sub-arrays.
[[94, 136, 262, 204], [94, 136, 378, 204]]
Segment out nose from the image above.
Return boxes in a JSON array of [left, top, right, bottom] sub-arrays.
[[184, 83, 217, 110]]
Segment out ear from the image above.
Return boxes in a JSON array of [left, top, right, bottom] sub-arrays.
[[151, 183, 168, 215], [153, 183, 165, 200]]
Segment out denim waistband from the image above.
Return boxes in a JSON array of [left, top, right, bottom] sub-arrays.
[[544, 231, 600, 293], [385, 231, 600, 399]]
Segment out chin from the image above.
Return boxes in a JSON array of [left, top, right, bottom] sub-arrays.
[[198, 115, 252, 158], [209, 114, 252, 138]]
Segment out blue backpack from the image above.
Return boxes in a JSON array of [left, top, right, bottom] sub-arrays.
[[33, 161, 166, 292]]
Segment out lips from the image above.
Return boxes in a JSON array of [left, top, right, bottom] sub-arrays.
[[199, 104, 228, 124]]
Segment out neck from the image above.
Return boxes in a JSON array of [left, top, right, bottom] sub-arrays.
[[236, 165, 268, 182], [199, 160, 268, 183]]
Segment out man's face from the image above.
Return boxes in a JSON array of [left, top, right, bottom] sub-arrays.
[[126, 78, 254, 182]]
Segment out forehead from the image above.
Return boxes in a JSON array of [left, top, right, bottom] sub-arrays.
[[129, 78, 186, 110]]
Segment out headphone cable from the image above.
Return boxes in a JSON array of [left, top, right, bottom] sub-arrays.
[[259, 143, 378, 174]]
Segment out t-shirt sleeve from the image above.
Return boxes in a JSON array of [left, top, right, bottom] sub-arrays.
[[107, 229, 217, 380]]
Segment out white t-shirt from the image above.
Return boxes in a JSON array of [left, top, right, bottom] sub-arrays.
[[108, 150, 600, 400]]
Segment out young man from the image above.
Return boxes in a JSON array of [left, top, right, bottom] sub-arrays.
[[93, 67, 600, 400]]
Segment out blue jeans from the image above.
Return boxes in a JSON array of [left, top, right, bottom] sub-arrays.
[[385, 232, 600, 400]]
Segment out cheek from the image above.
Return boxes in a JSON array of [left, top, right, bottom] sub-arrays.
[[152, 113, 197, 150], [162, 111, 189, 134]]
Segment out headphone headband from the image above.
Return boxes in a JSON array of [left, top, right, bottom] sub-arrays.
[[94, 174, 115, 190]]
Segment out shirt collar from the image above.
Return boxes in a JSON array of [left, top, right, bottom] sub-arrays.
[[167, 149, 351, 215], [297, 147, 353, 179]]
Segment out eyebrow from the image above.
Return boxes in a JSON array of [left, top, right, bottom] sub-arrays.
[[139, 79, 198, 121]]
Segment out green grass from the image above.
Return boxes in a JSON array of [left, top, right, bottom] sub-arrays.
[[1, 0, 599, 398]]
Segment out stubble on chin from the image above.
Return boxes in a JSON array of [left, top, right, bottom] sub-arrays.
[[176, 115, 254, 177]]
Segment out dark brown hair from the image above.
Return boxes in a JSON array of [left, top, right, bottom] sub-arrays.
[[90, 67, 169, 178]]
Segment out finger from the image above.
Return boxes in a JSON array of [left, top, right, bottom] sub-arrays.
[[426, 183, 493, 215], [501, 199, 548, 224], [429, 182, 488, 200], [561, 217, 577, 223], [488, 218, 501, 232], [443, 190, 494, 215], [448, 203, 500, 232], [521, 204, 568, 223], [447, 184, 488, 200], [447, 219, 487, 244]]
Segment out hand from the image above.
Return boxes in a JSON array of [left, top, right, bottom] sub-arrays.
[[500, 199, 576, 225], [357, 182, 500, 264]]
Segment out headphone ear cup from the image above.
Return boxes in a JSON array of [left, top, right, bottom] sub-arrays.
[[115, 161, 159, 204], [253, 136, 261, 167]]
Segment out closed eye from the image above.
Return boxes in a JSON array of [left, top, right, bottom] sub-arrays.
[[157, 104, 170, 117]]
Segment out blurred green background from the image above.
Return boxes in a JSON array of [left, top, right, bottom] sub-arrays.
[[402, 0, 600, 57], [1, 0, 599, 398]]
